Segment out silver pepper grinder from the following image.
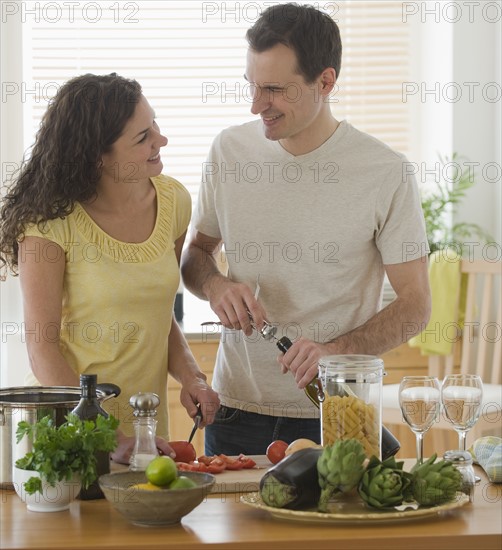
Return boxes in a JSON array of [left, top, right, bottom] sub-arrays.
[[129, 392, 160, 471]]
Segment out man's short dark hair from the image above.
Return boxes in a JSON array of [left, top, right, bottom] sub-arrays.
[[246, 2, 342, 83]]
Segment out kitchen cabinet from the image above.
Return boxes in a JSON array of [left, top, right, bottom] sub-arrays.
[[169, 338, 442, 456], [381, 342, 429, 382]]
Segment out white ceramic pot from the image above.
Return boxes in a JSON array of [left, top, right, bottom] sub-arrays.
[[13, 467, 81, 512]]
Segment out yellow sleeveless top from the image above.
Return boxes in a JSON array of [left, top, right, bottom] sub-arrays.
[[23, 175, 191, 437]]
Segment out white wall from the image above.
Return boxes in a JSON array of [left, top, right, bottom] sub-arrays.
[[0, 2, 29, 387], [408, 4, 501, 254], [452, 8, 502, 258]]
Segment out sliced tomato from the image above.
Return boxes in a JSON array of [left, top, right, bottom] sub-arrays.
[[178, 457, 227, 474], [217, 454, 244, 470], [237, 454, 257, 469], [205, 456, 227, 474], [191, 454, 256, 472], [196, 455, 215, 466], [176, 461, 209, 473]]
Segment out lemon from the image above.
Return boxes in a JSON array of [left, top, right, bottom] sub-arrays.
[[132, 482, 163, 491], [169, 476, 197, 490], [145, 456, 178, 487], [284, 438, 321, 456]]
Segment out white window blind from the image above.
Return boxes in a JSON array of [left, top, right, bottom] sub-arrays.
[[22, 0, 413, 202]]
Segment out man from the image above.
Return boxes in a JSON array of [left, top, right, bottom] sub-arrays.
[[181, 3, 431, 455]]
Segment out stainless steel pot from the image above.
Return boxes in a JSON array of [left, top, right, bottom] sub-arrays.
[[0, 384, 120, 489]]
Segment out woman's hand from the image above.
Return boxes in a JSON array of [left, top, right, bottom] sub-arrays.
[[110, 429, 175, 464], [167, 315, 220, 429], [180, 379, 220, 428], [110, 430, 135, 465]]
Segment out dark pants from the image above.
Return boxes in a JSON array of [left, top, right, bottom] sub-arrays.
[[204, 405, 321, 456]]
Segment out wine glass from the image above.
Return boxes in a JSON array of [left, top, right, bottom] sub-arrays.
[[399, 376, 441, 463], [441, 374, 483, 451]]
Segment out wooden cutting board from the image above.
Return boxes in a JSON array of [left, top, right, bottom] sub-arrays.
[[111, 455, 271, 494], [210, 455, 270, 494]]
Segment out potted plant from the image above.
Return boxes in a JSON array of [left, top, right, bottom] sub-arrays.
[[420, 153, 492, 255], [14, 413, 118, 512]]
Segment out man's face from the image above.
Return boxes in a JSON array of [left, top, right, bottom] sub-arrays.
[[245, 44, 327, 149]]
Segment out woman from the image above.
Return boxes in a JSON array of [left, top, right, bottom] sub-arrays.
[[0, 73, 220, 463]]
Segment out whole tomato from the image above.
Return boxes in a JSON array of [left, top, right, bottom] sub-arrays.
[[266, 440, 289, 464], [169, 441, 197, 463]]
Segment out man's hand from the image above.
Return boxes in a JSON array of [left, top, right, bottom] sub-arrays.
[[182, 230, 269, 336], [206, 277, 267, 336], [277, 337, 334, 389]]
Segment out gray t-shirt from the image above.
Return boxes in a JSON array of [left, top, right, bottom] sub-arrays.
[[193, 120, 428, 419]]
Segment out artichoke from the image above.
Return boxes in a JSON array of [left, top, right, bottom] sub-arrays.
[[358, 455, 413, 509], [317, 439, 366, 512], [410, 454, 462, 506]]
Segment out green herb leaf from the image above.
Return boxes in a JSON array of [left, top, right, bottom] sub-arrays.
[[420, 153, 493, 254], [15, 413, 119, 494]]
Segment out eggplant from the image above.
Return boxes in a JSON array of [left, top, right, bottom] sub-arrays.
[[259, 447, 323, 509]]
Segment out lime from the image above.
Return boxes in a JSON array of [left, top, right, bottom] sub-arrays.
[[169, 475, 197, 490], [145, 456, 178, 487]]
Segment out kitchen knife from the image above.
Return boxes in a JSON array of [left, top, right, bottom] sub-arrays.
[[187, 404, 202, 445]]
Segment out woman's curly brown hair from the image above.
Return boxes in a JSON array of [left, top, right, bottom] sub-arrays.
[[0, 73, 142, 275]]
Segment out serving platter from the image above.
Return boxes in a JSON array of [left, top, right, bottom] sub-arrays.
[[240, 492, 470, 524]]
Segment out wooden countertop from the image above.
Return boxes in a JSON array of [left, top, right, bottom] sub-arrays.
[[1, 461, 501, 550]]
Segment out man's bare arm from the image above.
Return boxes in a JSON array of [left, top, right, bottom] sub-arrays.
[[329, 256, 431, 354], [280, 256, 432, 387], [181, 230, 224, 301], [181, 230, 267, 335]]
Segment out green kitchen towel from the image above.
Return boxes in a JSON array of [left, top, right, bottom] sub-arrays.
[[470, 436, 502, 483], [409, 249, 466, 355]]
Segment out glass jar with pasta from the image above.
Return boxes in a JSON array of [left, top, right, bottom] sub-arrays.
[[318, 355, 384, 459]]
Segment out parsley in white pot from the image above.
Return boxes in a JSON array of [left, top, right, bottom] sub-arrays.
[[14, 413, 118, 512]]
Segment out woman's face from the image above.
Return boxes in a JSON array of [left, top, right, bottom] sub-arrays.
[[100, 95, 168, 186]]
